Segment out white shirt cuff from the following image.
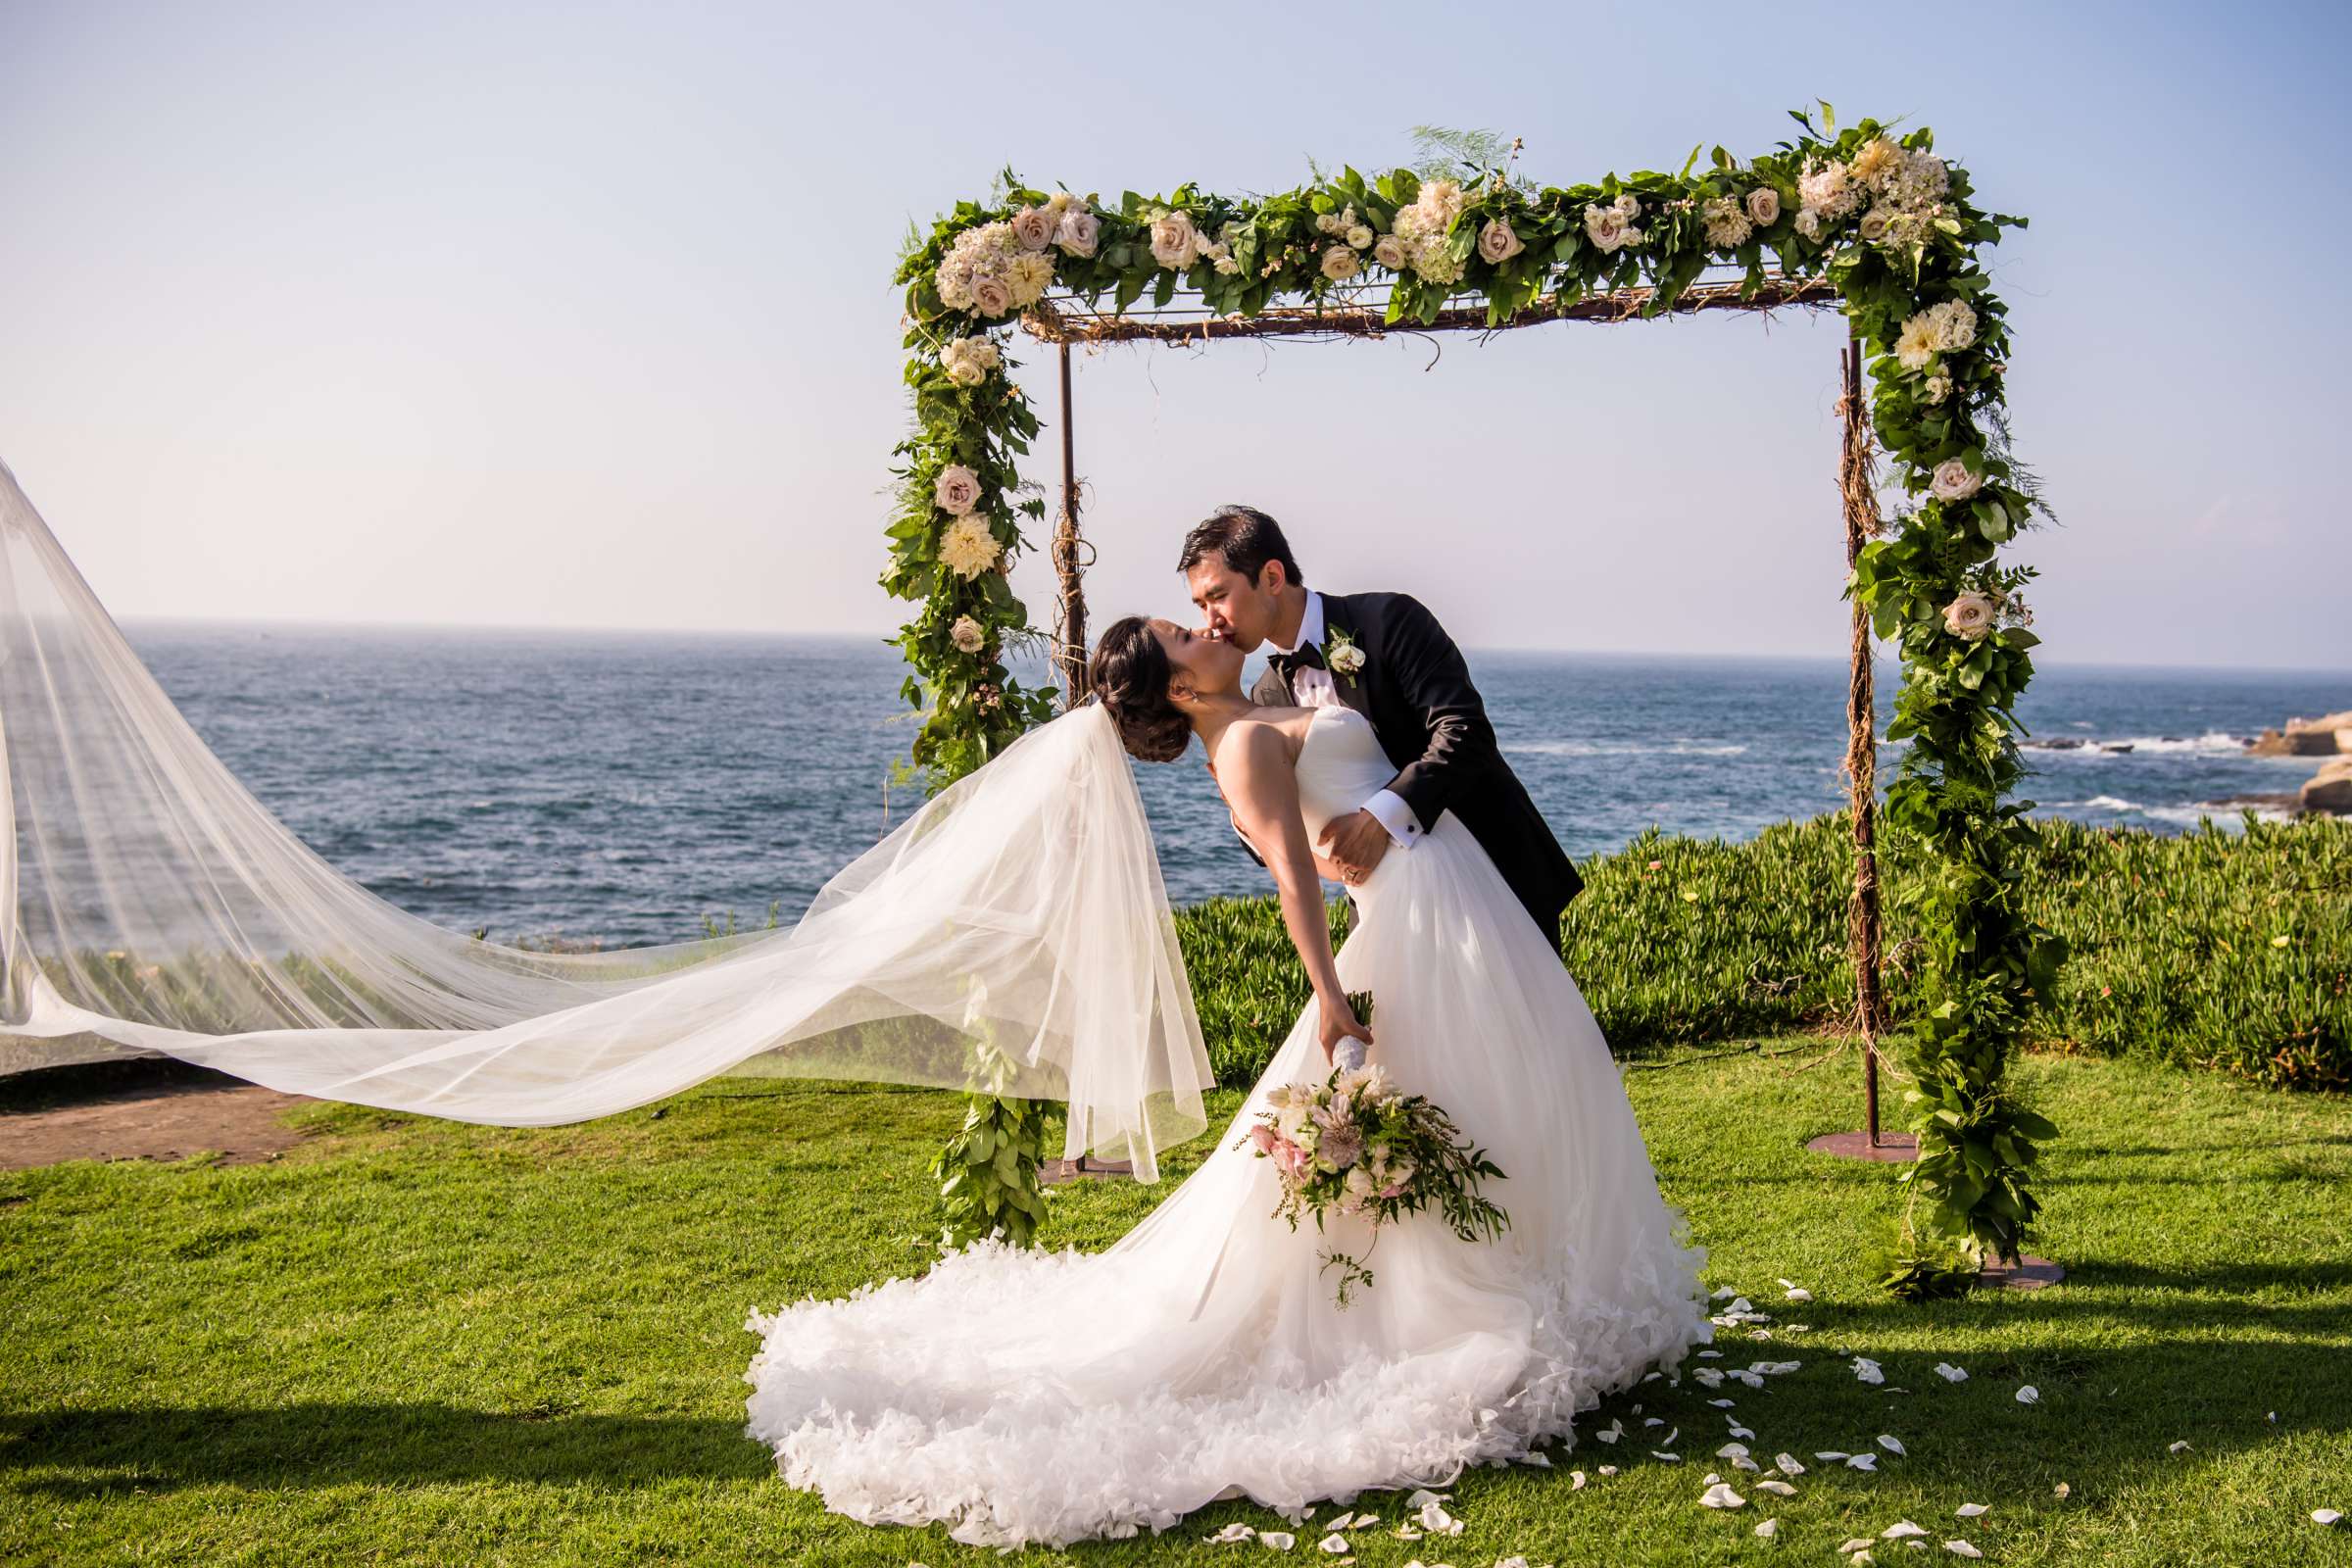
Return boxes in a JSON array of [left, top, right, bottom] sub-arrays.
[[1363, 788, 1423, 850]]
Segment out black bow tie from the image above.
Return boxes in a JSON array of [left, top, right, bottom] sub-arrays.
[[1278, 642, 1325, 672]]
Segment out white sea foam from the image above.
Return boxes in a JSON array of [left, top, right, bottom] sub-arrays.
[[2023, 730, 2253, 758]]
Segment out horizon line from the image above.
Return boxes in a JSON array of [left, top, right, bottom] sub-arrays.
[[108, 612, 2347, 681]]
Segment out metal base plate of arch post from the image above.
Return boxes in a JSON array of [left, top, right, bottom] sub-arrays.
[[1805, 1130, 1919, 1161], [1038, 1155, 1134, 1185], [1976, 1254, 2066, 1290]]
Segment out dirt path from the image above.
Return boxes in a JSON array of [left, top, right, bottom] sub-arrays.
[[0, 1057, 313, 1171]]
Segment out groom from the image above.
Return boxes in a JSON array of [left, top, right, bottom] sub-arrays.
[[1180, 505, 1582, 943]]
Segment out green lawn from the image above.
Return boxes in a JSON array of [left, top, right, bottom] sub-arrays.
[[4, 1045, 2347, 1567]]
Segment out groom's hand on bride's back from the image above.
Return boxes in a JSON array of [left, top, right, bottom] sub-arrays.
[[1317, 809, 1390, 885]]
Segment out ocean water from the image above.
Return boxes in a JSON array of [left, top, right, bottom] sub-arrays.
[[123, 621, 2345, 950]]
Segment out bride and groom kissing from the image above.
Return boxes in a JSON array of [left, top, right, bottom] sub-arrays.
[[737, 506, 1715, 1545]]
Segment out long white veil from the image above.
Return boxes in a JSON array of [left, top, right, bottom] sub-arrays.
[[0, 459, 1211, 1179]]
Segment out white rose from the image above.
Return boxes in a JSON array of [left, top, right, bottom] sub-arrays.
[[1744, 186, 1781, 226], [1792, 207, 1822, 241], [1373, 233, 1409, 270], [1149, 210, 1201, 270], [939, 335, 1000, 387], [1931, 299, 1978, 352], [1320, 243, 1360, 281], [1859, 208, 1890, 243], [1009, 206, 1055, 252], [1942, 592, 1996, 640], [933, 464, 982, 516], [1477, 217, 1526, 264], [1931, 459, 1984, 503], [969, 274, 1013, 318], [1346, 223, 1374, 249], [950, 614, 986, 654], [1584, 204, 1630, 251], [1054, 210, 1101, 258], [1613, 192, 1642, 220], [1924, 372, 1951, 405]]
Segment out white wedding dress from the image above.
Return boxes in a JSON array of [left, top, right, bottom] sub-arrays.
[[743, 705, 1713, 1546]]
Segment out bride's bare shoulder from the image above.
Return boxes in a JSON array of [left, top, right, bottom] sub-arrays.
[[1208, 711, 1309, 778]]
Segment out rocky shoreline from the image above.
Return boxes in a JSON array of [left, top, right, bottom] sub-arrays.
[[2250, 708, 2352, 815]]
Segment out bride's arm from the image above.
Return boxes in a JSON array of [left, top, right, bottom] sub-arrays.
[[1216, 725, 1371, 1060]]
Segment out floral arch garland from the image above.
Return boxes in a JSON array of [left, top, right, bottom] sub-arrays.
[[887, 110, 2067, 1296]]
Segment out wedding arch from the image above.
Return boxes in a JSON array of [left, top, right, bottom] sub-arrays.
[[887, 111, 2067, 1295]]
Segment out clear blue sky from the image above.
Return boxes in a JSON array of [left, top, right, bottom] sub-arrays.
[[2, 0, 2345, 669]]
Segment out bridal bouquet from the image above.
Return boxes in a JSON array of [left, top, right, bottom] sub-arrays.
[[1240, 1001, 1510, 1307]]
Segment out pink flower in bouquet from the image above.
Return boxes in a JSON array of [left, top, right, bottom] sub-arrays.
[[1249, 1125, 1278, 1155]]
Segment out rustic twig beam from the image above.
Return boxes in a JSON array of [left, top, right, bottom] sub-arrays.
[[1019, 275, 1839, 346]]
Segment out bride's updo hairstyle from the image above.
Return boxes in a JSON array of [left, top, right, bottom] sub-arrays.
[[1089, 615, 1192, 763]]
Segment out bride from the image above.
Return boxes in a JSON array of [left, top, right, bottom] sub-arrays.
[[740, 614, 1711, 1546], [0, 461, 1706, 1550]]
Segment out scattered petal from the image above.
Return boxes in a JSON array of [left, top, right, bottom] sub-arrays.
[[1755, 1518, 1779, 1538], [1879, 1435, 1906, 1455], [2053, 1483, 2071, 1499], [1840, 1540, 1877, 1554], [1392, 1526, 1422, 1542], [1786, 1288, 1814, 1302], [1854, 1357, 1886, 1385], [1816, 1451, 1851, 1462], [1845, 1454, 1880, 1471], [1703, 1472, 1722, 1486], [1699, 1483, 1746, 1509], [1756, 1480, 1798, 1496], [1570, 1470, 1587, 1491], [1943, 1543, 1983, 1559], [1643, 1417, 1665, 1429], [1712, 1286, 1739, 1300], [1415, 1501, 1464, 1538], [1258, 1532, 1296, 1551], [1523, 1451, 1551, 1467], [1956, 1502, 1989, 1518], [1729, 1424, 1757, 1441], [2016, 1386, 2039, 1405], [1696, 1349, 1725, 1359], [1652, 1451, 1682, 1463], [1594, 1420, 1624, 1446], [1776, 1453, 1807, 1475], [1405, 1491, 1448, 1509], [1933, 1362, 1969, 1383], [1884, 1521, 1929, 1540], [1734, 1456, 1762, 1472], [1708, 1398, 1738, 1409], [1599, 1464, 1620, 1476], [1208, 1522, 1257, 1544], [2170, 1440, 2191, 1454], [2314, 1509, 2342, 1526], [1718, 1444, 1751, 1460], [1316, 1534, 1349, 1554]]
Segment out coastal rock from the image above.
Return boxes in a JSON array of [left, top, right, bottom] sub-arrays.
[[2303, 759, 2352, 815], [2249, 709, 2352, 758]]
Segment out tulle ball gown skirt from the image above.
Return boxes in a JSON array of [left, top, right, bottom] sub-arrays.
[[742, 813, 1713, 1547]]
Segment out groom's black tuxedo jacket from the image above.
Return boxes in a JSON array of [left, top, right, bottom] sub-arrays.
[[1247, 591, 1582, 942]]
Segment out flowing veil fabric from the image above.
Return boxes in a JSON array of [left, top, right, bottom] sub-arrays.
[[0, 459, 1211, 1177]]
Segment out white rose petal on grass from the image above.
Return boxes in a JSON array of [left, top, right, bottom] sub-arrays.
[[1316, 1533, 1349, 1554], [1708, 1398, 1737, 1409], [1711, 1286, 1738, 1300], [1416, 1500, 1464, 1537], [1845, 1453, 1881, 1472], [1933, 1362, 1969, 1383], [1756, 1480, 1798, 1496], [1404, 1490, 1448, 1509], [1841, 1541, 1877, 1555], [1209, 1522, 1257, 1543], [1755, 1518, 1780, 1538], [1786, 1288, 1814, 1302], [1775, 1454, 1807, 1476], [1598, 1465, 1619, 1476], [1570, 1470, 1588, 1491], [2314, 1508, 2343, 1526], [1257, 1532, 1296, 1551], [2016, 1385, 2040, 1404], [2169, 1440, 2191, 1453], [1652, 1451, 1683, 1462], [1884, 1521, 1929, 1540], [1699, 1483, 1746, 1509], [1817, 1451, 1850, 1462], [1853, 1357, 1886, 1385], [1944, 1543, 1983, 1559], [1878, 1436, 1906, 1455], [1955, 1503, 1989, 1519]]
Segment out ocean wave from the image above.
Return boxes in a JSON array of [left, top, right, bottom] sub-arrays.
[[2021, 730, 2252, 758], [1506, 739, 1749, 759]]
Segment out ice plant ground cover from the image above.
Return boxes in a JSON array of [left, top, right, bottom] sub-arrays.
[[4, 1048, 2345, 1566]]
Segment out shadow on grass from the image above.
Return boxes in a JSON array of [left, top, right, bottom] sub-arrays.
[[0, 1404, 769, 1494]]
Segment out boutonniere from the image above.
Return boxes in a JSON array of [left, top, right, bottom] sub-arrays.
[[1323, 625, 1367, 677]]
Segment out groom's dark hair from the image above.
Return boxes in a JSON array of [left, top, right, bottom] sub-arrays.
[[1178, 506, 1304, 589]]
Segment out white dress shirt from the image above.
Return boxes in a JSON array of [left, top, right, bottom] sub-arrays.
[[1268, 591, 1423, 851]]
